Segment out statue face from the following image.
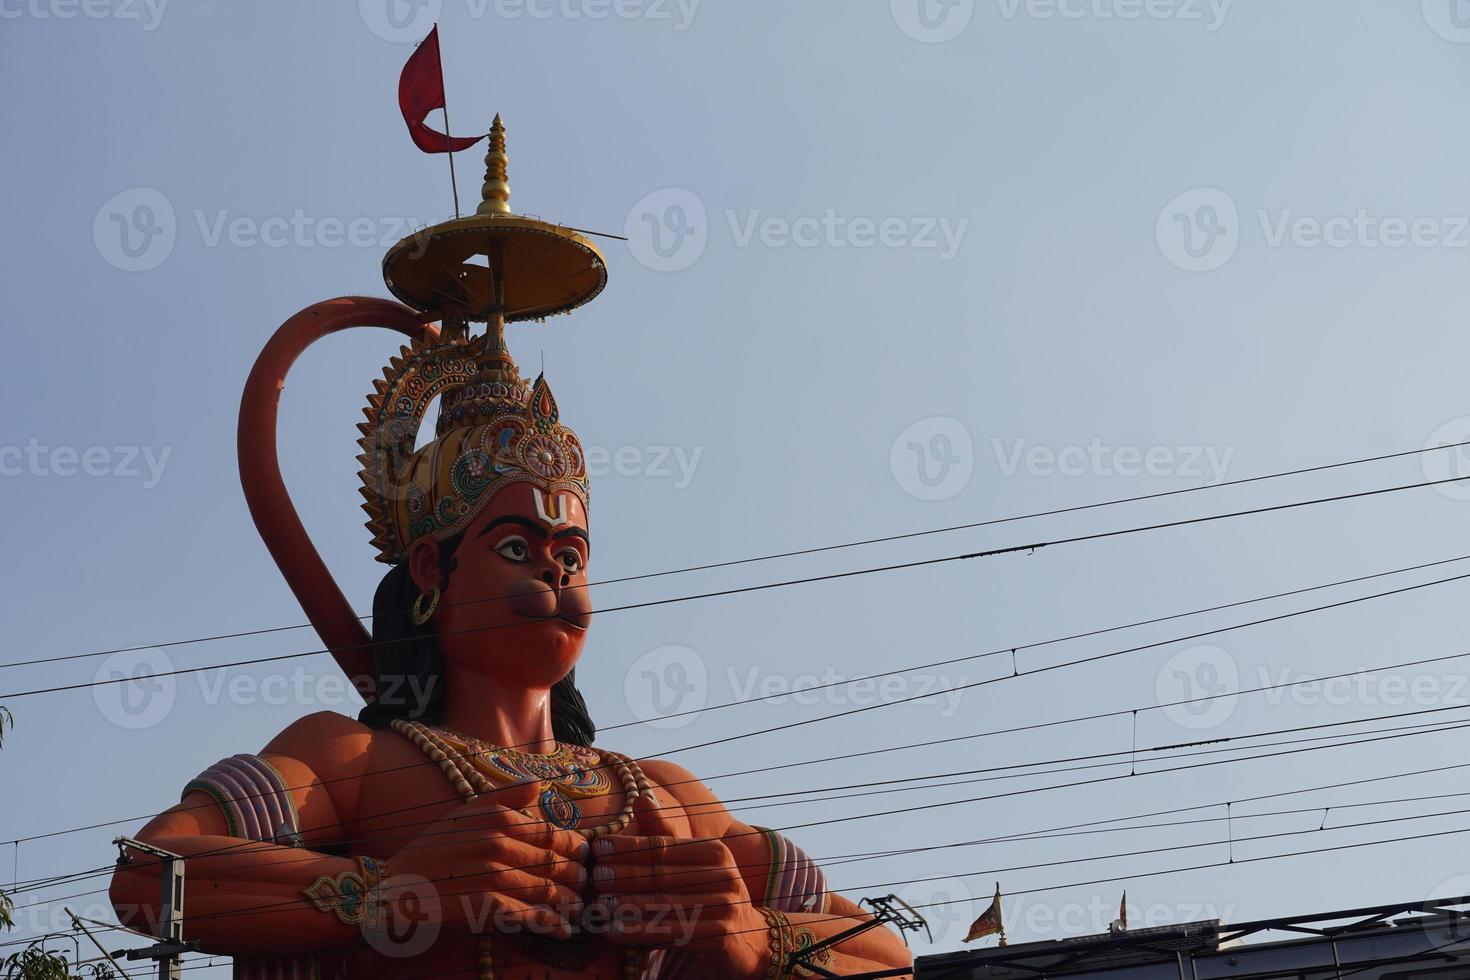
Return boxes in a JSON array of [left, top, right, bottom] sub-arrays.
[[409, 482, 591, 689]]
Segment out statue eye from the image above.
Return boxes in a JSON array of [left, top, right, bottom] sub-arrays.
[[494, 536, 531, 562], [555, 548, 584, 574]]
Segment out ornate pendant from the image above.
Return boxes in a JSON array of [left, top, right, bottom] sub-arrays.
[[539, 785, 581, 830]]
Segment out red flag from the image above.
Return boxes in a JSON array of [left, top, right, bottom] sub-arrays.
[[398, 26, 484, 154], [964, 883, 1005, 944]]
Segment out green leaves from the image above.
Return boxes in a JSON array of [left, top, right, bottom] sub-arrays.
[[1, 947, 117, 979]]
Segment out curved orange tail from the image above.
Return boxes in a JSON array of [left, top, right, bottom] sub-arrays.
[[238, 296, 434, 700]]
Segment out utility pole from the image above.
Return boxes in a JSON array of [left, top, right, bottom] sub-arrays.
[[784, 894, 931, 980], [111, 837, 199, 979]]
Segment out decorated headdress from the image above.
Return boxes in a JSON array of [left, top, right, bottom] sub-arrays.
[[358, 115, 607, 564], [238, 114, 611, 689]]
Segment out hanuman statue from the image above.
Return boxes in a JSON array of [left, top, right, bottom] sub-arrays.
[[109, 116, 914, 980]]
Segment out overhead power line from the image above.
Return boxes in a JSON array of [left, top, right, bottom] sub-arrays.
[[6, 547, 1470, 853], [4, 439, 1466, 673], [6, 471, 1470, 702]]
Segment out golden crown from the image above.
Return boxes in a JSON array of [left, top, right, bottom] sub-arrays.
[[357, 115, 603, 564]]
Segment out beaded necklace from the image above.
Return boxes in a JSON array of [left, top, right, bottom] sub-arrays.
[[391, 720, 649, 979]]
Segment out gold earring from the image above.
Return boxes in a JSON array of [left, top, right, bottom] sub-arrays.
[[411, 585, 441, 626]]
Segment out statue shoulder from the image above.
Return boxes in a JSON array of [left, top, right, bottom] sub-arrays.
[[264, 710, 376, 767], [260, 711, 384, 813], [629, 756, 734, 837]]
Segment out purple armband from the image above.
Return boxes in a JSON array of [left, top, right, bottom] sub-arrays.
[[754, 826, 829, 914], [183, 753, 302, 846]]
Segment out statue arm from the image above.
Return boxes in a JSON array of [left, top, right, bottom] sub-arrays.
[[721, 818, 915, 977], [109, 713, 381, 957], [611, 759, 913, 978]]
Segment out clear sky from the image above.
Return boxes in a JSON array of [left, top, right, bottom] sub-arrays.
[[6, 0, 1470, 973]]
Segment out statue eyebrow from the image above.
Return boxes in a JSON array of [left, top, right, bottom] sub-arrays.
[[553, 527, 589, 542], [475, 516, 546, 539]]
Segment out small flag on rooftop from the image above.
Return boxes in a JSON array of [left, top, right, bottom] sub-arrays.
[[964, 882, 1007, 946]]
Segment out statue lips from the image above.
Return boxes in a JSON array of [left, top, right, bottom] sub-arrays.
[[506, 577, 593, 632]]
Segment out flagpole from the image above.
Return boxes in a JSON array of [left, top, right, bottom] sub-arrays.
[[443, 106, 462, 218], [435, 24, 462, 218]]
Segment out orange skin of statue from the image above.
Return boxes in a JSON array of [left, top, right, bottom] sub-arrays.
[[109, 483, 914, 978]]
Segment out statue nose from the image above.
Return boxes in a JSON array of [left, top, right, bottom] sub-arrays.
[[539, 566, 571, 589]]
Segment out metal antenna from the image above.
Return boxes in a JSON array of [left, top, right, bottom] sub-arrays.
[[112, 837, 200, 980]]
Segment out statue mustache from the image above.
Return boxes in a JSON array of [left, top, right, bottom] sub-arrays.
[[506, 577, 593, 631]]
